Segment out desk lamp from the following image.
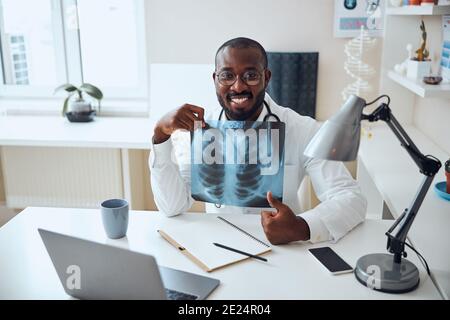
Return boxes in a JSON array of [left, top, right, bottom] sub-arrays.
[[304, 94, 441, 293]]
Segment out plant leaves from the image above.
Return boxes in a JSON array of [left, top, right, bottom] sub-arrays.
[[54, 84, 78, 95], [61, 94, 73, 116], [80, 83, 103, 100]]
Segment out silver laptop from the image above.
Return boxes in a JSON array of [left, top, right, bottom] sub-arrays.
[[38, 228, 220, 300]]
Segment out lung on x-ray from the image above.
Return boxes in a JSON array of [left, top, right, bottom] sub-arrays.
[[191, 120, 285, 208]]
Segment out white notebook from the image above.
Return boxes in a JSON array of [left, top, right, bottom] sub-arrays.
[[158, 215, 271, 272]]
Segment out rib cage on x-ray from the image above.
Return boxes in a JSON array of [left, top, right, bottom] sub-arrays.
[[197, 142, 264, 206], [198, 163, 225, 201], [191, 121, 285, 208]]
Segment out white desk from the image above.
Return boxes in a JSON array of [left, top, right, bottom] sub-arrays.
[[0, 116, 155, 208], [0, 116, 153, 149], [0, 207, 441, 299], [358, 125, 450, 299]]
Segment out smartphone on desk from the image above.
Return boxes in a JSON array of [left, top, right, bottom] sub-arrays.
[[308, 247, 353, 275]]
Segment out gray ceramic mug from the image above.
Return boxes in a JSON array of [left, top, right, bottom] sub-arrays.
[[101, 199, 129, 239]]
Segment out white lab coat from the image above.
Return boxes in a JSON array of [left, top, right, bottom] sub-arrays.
[[149, 93, 367, 243]]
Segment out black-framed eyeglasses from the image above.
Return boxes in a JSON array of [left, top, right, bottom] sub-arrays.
[[216, 70, 264, 86]]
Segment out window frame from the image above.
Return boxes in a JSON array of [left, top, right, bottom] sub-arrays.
[[0, 0, 67, 97], [0, 0, 149, 114]]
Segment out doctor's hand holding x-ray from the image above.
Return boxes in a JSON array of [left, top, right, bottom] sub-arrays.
[[153, 104, 206, 144], [149, 37, 367, 245]]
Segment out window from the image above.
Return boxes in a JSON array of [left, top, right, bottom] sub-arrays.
[[0, 0, 147, 111], [0, 0, 60, 86], [78, 0, 141, 89]]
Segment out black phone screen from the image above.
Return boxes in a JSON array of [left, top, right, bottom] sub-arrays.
[[308, 247, 352, 273]]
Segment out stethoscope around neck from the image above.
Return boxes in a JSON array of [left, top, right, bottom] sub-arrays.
[[214, 100, 281, 209], [218, 100, 281, 122]]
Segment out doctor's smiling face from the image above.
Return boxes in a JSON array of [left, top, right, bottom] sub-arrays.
[[214, 39, 271, 121]]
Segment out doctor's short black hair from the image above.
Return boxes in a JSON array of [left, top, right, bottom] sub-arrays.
[[215, 37, 268, 69]]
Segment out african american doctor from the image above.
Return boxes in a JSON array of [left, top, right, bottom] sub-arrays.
[[149, 37, 367, 245]]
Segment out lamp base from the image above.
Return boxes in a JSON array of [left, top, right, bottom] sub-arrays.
[[354, 253, 419, 294]]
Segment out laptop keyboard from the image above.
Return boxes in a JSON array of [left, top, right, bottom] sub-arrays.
[[165, 288, 198, 300]]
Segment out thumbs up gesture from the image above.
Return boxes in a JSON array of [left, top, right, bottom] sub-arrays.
[[260, 191, 310, 245]]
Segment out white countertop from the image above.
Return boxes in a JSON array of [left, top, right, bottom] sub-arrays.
[[0, 116, 155, 149], [359, 124, 450, 299], [0, 207, 441, 299]]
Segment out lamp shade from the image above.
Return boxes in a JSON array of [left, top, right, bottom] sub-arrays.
[[304, 95, 367, 161]]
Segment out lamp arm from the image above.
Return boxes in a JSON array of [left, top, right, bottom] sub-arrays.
[[387, 114, 440, 175], [363, 102, 442, 263], [363, 103, 436, 174], [386, 175, 435, 263]]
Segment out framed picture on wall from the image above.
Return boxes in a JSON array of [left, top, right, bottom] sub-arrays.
[[334, 0, 385, 38]]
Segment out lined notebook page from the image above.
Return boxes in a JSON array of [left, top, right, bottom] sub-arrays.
[[159, 215, 271, 271]]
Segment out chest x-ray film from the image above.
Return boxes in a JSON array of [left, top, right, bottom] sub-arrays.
[[191, 120, 285, 208]]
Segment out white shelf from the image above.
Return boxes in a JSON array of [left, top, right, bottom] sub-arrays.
[[386, 4, 450, 15], [388, 70, 450, 98], [0, 116, 154, 149]]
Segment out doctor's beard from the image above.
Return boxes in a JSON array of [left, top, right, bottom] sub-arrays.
[[217, 89, 266, 121]]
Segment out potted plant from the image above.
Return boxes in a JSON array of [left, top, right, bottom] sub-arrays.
[[54, 83, 103, 122], [406, 20, 432, 79]]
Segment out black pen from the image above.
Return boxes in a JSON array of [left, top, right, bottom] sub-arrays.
[[213, 242, 268, 262]]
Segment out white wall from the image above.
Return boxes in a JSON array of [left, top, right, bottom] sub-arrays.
[[145, 0, 382, 121], [414, 98, 450, 154]]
